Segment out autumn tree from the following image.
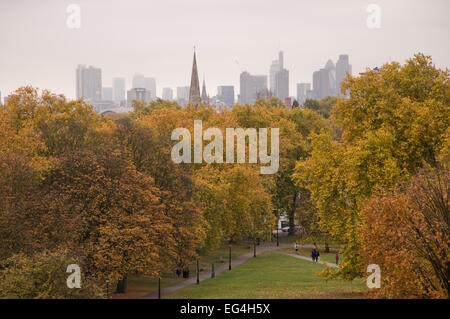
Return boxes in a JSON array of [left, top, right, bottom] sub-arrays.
[[294, 53, 449, 281], [0, 250, 103, 299], [360, 163, 449, 298]]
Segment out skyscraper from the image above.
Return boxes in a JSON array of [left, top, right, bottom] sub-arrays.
[[102, 87, 113, 101], [189, 51, 201, 106], [269, 51, 289, 100], [336, 54, 352, 94], [239, 71, 252, 104], [239, 72, 268, 104], [269, 59, 280, 95], [127, 88, 151, 107], [296, 83, 311, 104], [162, 87, 173, 100], [132, 73, 145, 89], [112, 77, 125, 105], [177, 86, 190, 105], [324, 59, 336, 96], [144, 77, 156, 100], [275, 68, 289, 101], [313, 68, 332, 99], [217, 85, 235, 107], [76, 65, 102, 102]]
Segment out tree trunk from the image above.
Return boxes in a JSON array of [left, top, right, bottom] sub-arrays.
[[325, 242, 330, 253], [288, 193, 297, 236], [116, 275, 128, 293]]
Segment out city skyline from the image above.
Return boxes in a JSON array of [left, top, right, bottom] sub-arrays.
[[1, 0, 449, 99]]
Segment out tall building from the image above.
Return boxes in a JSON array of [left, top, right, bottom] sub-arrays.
[[127, 88, 151, 107], [76, 65, 102, 102], [336, 54, 352, 94], [162, 87, 173, 100], [296, 83, 311, 104], [269, 51, 289, 100], [313, 68, 332, 100], [144, 77, 156, 100], [189, 51, 201, 106], [269, 60, 280, 95], [253, 75, 268, 99], [239, 72, 268, 104], [324, 59, 336, 96], [311, 55, 351, 99], [275, 68, 289, 101], [132, 73, 145, 89], [177, 86, 190, 105], [239, 71, 252, 104], [112, 77, 125, 105], [102, 87, 113, 101], [217, 85, 235, 107]]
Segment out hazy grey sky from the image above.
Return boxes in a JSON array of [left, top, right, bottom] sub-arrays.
[[1, 0, 449, 99]]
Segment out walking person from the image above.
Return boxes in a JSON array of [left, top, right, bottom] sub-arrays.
[[311, 249, 315, 262], [295, 242, 299, 253], [316, 249, 320, 263], [336, 252, 339, 265]]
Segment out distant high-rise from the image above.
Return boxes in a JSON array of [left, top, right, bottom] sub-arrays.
[[269, 60, 280, 94], [239, 72, 267, 104], [324, 59, 336, 96], [275, 68, 289, 101], [162, 87, 173, 100], [177, 86, 190, 105], [102, 87, 113, 101], [336, 54, 352, 94], [239, 71, 252, 104], [313, 68, 332, 99], [189, 51, 201, 106], [217, 85, 235, 107], [269, 51, 289, 100], [76, 65, 102, 102], [144, 77, 156, 100], [296, 83, 311, 104], [132, 73, 145, 89], [127, 88, 151, 107], [112, 77, 125, 104]]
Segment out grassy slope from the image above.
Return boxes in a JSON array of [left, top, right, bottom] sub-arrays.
[[165, 252, 367, 299]]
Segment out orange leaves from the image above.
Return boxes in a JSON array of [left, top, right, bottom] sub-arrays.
[[360, 164, 449, 298]]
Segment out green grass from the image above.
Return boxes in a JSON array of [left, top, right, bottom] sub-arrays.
[[113, 244, 252, 299], [165, 252, 367, 299]]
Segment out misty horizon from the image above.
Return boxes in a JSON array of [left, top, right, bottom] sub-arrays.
[[1, 0, 449, 99]]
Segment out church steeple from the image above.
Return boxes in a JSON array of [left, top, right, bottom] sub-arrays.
[[189, 49, 201, 106], [201, 76, 209, 105]]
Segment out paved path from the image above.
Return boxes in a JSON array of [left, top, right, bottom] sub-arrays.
[[142, 243, 338, 299], [142, 242, 291, 299], [277, 251, 339, 268]]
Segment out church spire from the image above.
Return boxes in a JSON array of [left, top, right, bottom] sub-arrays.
[[201, 76, 209, 104], [189, 49, 201, 106]]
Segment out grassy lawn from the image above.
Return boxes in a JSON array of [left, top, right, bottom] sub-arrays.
[[113, 243, 252, 299], [165, 252, 367, 299]]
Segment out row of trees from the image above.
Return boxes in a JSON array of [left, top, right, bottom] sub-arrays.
[[1, 53, 447, 298], [0, 84, 330, 297], [294, 53, 449, 298]]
